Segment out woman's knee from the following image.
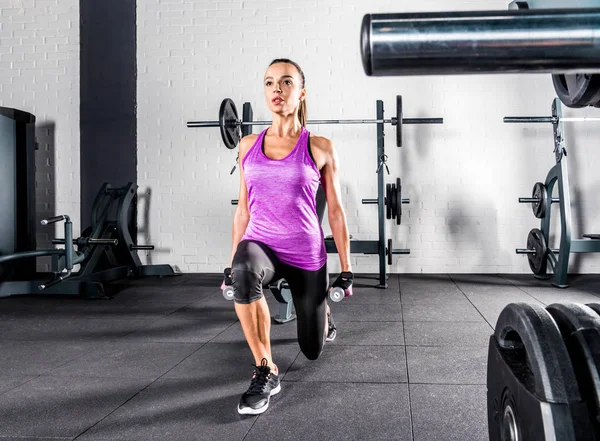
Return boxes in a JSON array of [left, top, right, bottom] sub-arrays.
[[298, 335, 324, 360], [231, 240, 274, 304], [231, 266, 263, 304]]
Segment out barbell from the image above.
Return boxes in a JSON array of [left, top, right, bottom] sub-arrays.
[[360, 8, 600, 108], [187, 96, 443, 150]]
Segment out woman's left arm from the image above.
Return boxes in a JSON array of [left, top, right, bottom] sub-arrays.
[[318, 137, 352, 273]]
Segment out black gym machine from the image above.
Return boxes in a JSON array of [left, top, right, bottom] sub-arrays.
[[0, 107, 179, 299]]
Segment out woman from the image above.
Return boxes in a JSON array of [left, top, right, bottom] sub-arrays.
[[222, 58, 353, 415]]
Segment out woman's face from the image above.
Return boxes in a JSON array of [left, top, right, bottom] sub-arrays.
[[264, 62, 305, 115]]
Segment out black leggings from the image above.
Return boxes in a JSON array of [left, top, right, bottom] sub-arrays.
[[231, 239, 329, 360]]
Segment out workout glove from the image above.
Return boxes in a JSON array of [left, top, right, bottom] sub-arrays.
[[221, 267, 233, 290], [331, 271, 354, 298]]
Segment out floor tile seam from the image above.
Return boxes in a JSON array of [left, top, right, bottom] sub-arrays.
[[69, 341, 211, 439], [326, 343, 406, 346], [204, 320, 242, 344], [0, 374, 43, 399], [33, 340, 116, 377], [447, 275, 498, 330], [323, 343, 407, 348], [404, 344, 490, 349], [402, 319, 486, 323], [280, 379, 410, 384], [498, 274, 554, 302], [0, 338, 210, 344], [70, 378, 158, 441], [408, 381, 487, 386], [332, 320, 404, 323], [11, 373, 162, 380], [400, 319, 492, 324], [0, 435, 75, 441], [398, 274, 416, 441]]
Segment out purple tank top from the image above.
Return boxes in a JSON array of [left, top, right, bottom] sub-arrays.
[[241, 127, 327, 271]]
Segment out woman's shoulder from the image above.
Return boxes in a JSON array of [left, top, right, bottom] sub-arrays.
[[239, 133, 259, 152], [308, 133, 334, 152]]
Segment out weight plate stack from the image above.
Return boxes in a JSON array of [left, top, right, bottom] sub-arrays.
[[487, 302, 586, 441], [546, 302, 600, 440]]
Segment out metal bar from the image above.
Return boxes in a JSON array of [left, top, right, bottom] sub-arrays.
[[376, 100, 387, 288], [324, 239, 379, 254], [0, 249, 64, 263], [548, 98, 571, 288], [516, 248, 560, 254], [504, 117, 555, 123], [402, 118, 443, 124], [563, 117, 600, 122], [187, 116, 444, 128], [186, 121, 220, 128], [570, 238, 600, 252], [392, 249, 411, 254], [505, 116, 600, 123], [362, 199, 377, 204], [519, 197, 560, 203], [361, 9, 600, 76]]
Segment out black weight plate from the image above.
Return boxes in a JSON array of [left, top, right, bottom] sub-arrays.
[[587, 304, 600, 318], [532, 182, 547, 219], [552, 74, 600, 109], [488, 303, 582, 441], [386, 183, 392, 220], [495, 302, 582, 402], [546, 302, 600, 438], [527, 228, 548, 276], [387, 238, 392, 265], [395, 178, 402, 225], [396, 95, 403, 147], [390, 183, 398, 220], [219, 98, 241, 150]]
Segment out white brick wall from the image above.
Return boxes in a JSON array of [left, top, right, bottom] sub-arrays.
[[133, 0, 600, 274], [0, 0, 79, 270]]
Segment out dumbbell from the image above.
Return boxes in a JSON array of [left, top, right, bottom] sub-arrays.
[[221, 282, 234, 301], [329, 285, 353, 302]]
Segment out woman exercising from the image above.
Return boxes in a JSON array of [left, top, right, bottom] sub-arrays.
[[222, 58, 353, 415]]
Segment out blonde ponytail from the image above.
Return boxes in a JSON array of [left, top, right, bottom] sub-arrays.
[[298, 99, 307, 127]]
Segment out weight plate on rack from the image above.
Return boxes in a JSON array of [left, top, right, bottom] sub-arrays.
[[527, 228, 548, 276], [532, 182, 548, 219], [396, 177, 402, 225], [552, 74, 600, 108], [219, 98, 241, 150], [396, 95, 403, 147], [386, 183, 392, 220]]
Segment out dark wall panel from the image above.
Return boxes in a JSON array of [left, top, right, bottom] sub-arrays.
[[80, 0, 136, 229]]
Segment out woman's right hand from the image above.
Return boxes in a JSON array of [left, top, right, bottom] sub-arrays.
[[221, 267, 233, 291]]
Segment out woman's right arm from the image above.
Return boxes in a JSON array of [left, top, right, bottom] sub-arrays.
[[228, 135, 255, 267]]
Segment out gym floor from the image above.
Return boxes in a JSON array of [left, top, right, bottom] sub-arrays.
[[1, 273, 600, 441]]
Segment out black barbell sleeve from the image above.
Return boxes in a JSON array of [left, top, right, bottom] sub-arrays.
[[361, 9, 600, 76]]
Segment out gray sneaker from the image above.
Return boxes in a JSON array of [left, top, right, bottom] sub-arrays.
[[238, 358, 281, 415], [326, 312, 336, 342]]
